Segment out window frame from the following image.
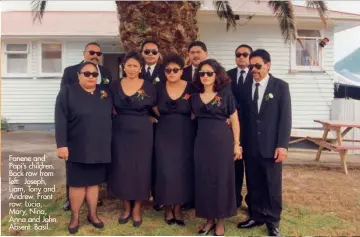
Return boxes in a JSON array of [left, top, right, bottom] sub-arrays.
[[38, 42, 65, 77], [291, 29, 325, 72], [1, 42, 32, 78]]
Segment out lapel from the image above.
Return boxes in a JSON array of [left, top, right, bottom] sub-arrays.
[[151, 64, 160, 81], [259, 75, 276, 116]]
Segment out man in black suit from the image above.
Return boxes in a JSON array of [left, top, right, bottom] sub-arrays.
[[140, 39, 165, 84], [237, 49, 291, 237], [61, 42, 112, 88], [227, 44, 253, 210], [181, 41, 208, 82], [61, 42, 112, 211], [140, 39, 165, 211]]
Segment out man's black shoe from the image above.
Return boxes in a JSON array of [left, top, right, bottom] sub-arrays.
[[237, 219, 264, 229]]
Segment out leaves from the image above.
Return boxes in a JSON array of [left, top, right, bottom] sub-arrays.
[[306, 0, 328, 27], [31, 0, 47, 22], [213, 1, 238, 31], [268, 1, 297, 43]]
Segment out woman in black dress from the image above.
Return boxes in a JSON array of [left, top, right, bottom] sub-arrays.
[[55, 62, 112, 234], [108, 52, 157, 228], [154, 53, 196, 226], [191, 59, 242, 236]]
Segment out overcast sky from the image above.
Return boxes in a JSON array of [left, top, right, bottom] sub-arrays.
[[1, 0, 359, 62]]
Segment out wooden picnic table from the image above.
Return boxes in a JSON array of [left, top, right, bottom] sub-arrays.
[[314, 120, 360, 174]]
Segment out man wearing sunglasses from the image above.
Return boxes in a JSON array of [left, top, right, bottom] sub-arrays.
[[60, 42, 112, 211], [227, 44, 253, 211], [182, 41, 208, 82], [61, 42, 112, 88], [140, 39, 165, 84], [237, 49, 291, 237]]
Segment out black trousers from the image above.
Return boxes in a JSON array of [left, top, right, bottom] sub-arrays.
[[245, 153, 282, 228], [234, 159, 249, 208]]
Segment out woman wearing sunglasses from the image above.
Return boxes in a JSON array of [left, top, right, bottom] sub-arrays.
[[107, 51, 158, 228], [55, 62, 113, 234], [153, 53, 196, 227], [191, 59, 242, 236]]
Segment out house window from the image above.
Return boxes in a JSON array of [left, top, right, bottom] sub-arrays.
[[5, 44, 29, 74], [295, 30, 322, 67], [41, 43, 62, 74]]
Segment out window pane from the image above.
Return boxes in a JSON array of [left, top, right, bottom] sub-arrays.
[[7, 54, 28, 73], [42, 44, 62, 73], [297, 30, 321, 37], [6, 44, 27, 52], [296, 39, 320, 66]]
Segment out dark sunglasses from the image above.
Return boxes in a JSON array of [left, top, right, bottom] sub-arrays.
[[165, 68, 181, 74], [87, 51, 103, 56], [235, 52, 249, 58], [199, 71, 215, 77], [248, 63, 263, 70], [143, 49, 158, 55], [80, 71, 99, 78]]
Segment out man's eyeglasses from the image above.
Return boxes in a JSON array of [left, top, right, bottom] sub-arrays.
[[80, 71, 99, 78], [143, 49, 159, 55], [235, 52, 249, 58], [165, 68, 181, 74], [199, 71, 215, 77], [248, 63, 263, 70], [86, 51, 103, 57]]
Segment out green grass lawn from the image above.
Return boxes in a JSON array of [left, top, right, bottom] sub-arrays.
[[2, 166, 360, 236]]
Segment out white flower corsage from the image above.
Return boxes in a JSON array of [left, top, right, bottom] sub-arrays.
[[153, 77, 160, 84], [265, 93, 274, 101], [102, 78, 110, 84]]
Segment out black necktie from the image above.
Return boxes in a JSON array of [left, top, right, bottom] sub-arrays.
[[238, 70, 245, 85], [253, 83, 260, 114], [146, 66, 151, 81]]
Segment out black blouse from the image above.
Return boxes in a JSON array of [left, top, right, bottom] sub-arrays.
[[191, 86, 237, 120], [157, 82, 197, 116], [110, 79, 157, 116], [55, 83, 112, 164]]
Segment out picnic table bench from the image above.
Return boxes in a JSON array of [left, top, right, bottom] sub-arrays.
[[313, 120, 360, 174]]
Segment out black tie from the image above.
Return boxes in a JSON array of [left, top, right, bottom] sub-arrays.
[[238, 70, 245, 85], [146, 66, 151, 81], [253, 83, 260, 114]]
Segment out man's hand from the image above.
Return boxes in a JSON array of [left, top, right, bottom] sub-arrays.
[[274, 147, 287, 163], [149, 116, 158, 124], [57, 147, 69, 161]]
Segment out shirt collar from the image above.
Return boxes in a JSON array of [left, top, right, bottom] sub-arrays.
[[253, 73, 270, 87], [237, 67, 249, 75], [146, 64, 156, 72]]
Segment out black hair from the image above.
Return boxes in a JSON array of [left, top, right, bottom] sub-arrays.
[[235, 44, 253, 53], [78, 61, 98, 73], [140, 39, 160, 52], [188, 40, 207, 52], [249, 49, 271, 64], [193, 59, 230, 93], [84, 42, 101, 51], [162, 53, 185, 69], [121, 51, 145, 78]]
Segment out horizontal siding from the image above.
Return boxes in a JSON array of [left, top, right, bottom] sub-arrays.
[[199, 23, 335, 128], [1, 80, 60, 123]]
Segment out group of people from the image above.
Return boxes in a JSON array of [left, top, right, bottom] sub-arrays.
[[55, 39, 292, 236]]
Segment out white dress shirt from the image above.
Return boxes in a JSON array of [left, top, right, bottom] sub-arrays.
[[96, 64, 102, 84], [192, 65, 197, 80], [252, 74, 270, 112], [146, 64, 156, 76], [237, 67, 249, 84]]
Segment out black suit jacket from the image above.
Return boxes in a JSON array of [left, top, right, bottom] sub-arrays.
[[227, 67, 253, 108], [181, 65, 193, 82], [142, 64, 166, 84], [241, 74, 292, 158], [60, 62, 113, 89]]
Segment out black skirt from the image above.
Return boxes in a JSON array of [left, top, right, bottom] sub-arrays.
[[66, 161, 107, 187]]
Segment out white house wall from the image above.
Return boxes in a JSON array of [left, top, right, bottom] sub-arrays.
[[199, 22, 334, 128]]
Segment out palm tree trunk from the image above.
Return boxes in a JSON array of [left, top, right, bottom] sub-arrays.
[[116, 1, 201, 60]]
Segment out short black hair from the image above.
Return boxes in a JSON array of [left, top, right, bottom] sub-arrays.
[[84, 42, 101, 51], [140, 39, 160, 52], [162, 53, 185, 69], [78, 61, 98, 73], [188, 41, 207, 52], [235, 44, 253, 54], [121, 51, 145, 78], [250, 49, 271, 64]]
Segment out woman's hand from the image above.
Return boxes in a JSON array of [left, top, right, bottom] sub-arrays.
[[57, 147, 69, 161], [149, 116, 158, 124], [234, 145, 242, 161]]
